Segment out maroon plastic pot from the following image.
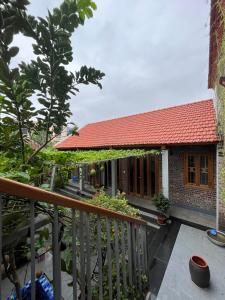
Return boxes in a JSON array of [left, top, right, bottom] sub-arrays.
[[157, 214, 167, 226], [189, 256, 210, 288]]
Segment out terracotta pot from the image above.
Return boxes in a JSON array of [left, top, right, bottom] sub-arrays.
[[189, 256, 210, 288], [157, 215, 167, 225]]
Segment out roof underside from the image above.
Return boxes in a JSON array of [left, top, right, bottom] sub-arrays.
[[56, 99, 218, 150]]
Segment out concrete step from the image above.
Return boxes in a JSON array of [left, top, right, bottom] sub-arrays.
[[63, 185, 93, 199], [58, 188, 85, 200], [140, 210, 158, 220], [146, 221, 160, 230]]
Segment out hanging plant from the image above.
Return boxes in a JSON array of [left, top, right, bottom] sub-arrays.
[[90, 168, 96, 176]]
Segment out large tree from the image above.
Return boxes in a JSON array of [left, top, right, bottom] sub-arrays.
[[0, 0, 104, 164]]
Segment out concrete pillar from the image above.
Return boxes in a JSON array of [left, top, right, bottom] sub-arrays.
[[111, 159, 117, 197], [79, 165, 84, 192], [162, 150, 169, 198]]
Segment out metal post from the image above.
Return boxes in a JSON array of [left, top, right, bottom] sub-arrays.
[[111, 159, 117, 197], [127, 222, 133, 286], [0, 193, 2, 299], [50, 165, 57, 191], [97, 216, 103, 300], [79, 211, 85, 300], [85, 214, 92, 300], [53, 205, 61, 300], [121, 222, 127, 294], [72, 209, 78, 300], [106, 218, 113, 300], [30, 200, 36, 300], [114, 220, 120, 299]]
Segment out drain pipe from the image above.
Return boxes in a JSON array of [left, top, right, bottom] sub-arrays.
[[216, 144, 219, 231]]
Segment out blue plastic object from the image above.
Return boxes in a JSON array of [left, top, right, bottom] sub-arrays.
[[7, 274, 54, 300], [210, 228, 217, 236], [72, 175, 78, 183]]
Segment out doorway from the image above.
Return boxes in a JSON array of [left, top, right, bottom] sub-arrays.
[[128, 155, 159, 199]]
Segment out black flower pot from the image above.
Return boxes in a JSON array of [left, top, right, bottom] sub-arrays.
[[189, 256, 210, 288]]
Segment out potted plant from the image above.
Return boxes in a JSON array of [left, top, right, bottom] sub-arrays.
[[152, 193, 170, 225]]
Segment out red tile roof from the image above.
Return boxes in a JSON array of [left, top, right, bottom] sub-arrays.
[[55, 99, 218, 150]]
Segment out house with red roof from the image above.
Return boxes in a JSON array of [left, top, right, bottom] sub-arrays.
[[56, 99, 219, 215]]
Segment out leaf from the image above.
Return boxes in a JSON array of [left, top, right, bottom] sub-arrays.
[[85, 7, 93, 18], [10, 68, 20, 81], [8, 46, 19, 57], [90, 2, 97, 10], [38, 98, 50, 108]]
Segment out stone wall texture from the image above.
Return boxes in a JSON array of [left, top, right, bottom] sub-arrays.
[[218, 148, 225, 231]]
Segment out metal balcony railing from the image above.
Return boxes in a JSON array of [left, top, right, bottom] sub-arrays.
[[0, 177, 150, 300]]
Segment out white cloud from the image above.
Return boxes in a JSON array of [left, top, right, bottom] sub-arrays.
[[11, 0, 212, 128]]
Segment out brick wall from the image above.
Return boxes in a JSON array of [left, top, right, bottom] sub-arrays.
[[169, 145, 216, 213], [218, 149, 225, 231]]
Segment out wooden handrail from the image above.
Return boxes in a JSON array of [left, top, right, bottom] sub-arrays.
[[0, 177, 146, 225]]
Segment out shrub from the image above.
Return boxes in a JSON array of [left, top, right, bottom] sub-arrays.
[[152, 193, 170, 215]]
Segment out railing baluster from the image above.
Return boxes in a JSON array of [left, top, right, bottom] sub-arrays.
[[114, 220, 120, 300], [30, 200, 36, 300], [106, 218, 113, 300], [131, 224, 137, 287], [97, 215, 103, 300], [142, 225, 147, 275], [85, 213, 92, 300], [53, 205, 61, 300], [72, 209, 78, 300], [79, 211, 85, 300], [0, 193, 2, 299], [137, 225, 142, 292], [121, 222, 127, 294], [127, 222, 133, 287]]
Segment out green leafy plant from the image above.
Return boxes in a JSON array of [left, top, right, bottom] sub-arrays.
[[152, 193, 170, 215], [59, 191, 146, 299], [0, 0, 104, 165]]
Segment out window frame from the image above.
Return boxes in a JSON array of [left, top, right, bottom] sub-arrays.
[[184, 153, 213, 189]]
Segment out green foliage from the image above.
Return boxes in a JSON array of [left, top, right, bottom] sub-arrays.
[[0, 0, 34, 164], [87, 190, 139, 218], [0, 171, 30, 183], [60, 191, 145, 299], [41, 149, 160, 165], [0, 0, 104, 164], [152, 193, 170, 215]]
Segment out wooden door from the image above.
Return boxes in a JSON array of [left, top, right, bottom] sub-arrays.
[[128, 155, 160, 199]]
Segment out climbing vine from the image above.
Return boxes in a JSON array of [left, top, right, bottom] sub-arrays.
[[41, 148, 160, 165]]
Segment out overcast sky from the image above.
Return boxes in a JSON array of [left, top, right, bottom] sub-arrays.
[[12, 0, 213, 128]]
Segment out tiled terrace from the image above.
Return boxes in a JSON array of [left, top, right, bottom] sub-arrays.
[[157, 224, 225, 300]]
